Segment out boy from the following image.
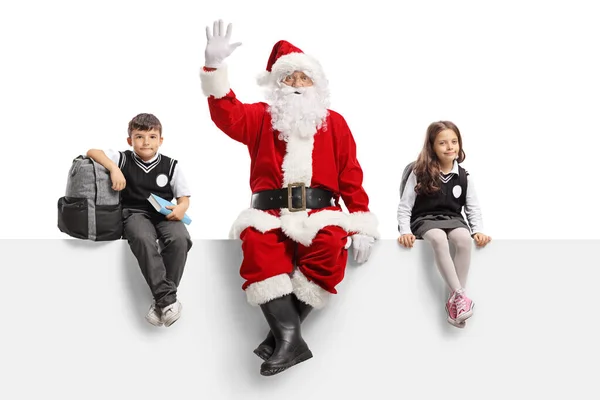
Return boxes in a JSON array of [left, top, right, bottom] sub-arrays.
[[87, 113, 192, 327]]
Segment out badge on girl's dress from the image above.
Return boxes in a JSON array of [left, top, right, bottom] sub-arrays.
[[452, 185, 462, 198]]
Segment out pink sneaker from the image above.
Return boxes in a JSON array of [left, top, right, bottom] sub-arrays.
[[454, 289, 474, 323], [447, 316, 466, 328], [445, 292, 466, 328]]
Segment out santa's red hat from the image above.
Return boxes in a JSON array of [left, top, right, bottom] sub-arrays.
[[257, 40, 327, 87]]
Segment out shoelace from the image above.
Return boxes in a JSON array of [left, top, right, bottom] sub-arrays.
[[163, 303, 177, 314], [454, 291, 467, 314]]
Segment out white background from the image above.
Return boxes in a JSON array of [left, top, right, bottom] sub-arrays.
[[3, 239, 599, 399], [1, 0, 599, 239]]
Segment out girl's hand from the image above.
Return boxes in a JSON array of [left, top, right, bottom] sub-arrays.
[[398, 234, 416, 248], [473, 233, 492, 247]]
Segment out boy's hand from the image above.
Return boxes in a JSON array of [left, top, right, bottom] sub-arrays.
[[165, 205, 185, 221], [398, 234, 416, 248], [110, 169, 126, 191], [472, 233, 492, 247]]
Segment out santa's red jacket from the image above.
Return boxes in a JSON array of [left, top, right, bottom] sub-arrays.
[[200, 67, 379, 245]]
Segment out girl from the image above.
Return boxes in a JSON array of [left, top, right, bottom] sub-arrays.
[[397, 121, 491, 328]]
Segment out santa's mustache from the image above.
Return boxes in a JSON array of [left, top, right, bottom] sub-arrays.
[[277, 85, 309, 96]]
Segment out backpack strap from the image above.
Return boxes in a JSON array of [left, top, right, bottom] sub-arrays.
[[458, 165, 469, 206], [91, 157, 101, 205], [399, 161, 416, 198], [69, 155, 85, 177], [398, 161, 416, 232]]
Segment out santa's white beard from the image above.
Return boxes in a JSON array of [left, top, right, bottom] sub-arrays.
[[266, 85, 329, 141]]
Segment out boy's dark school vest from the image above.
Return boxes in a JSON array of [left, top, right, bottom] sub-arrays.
[[118, 150, 177, 210], [411, 166, 469, 222]]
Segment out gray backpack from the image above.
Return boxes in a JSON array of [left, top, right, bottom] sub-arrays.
[[57, 156, 123, 241], [398, 161, 416, 233], [399, 161, 416, 198]]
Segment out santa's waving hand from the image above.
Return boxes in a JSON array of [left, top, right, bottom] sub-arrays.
[[200, 19, 379, 377], [204, 19, 242, 68]]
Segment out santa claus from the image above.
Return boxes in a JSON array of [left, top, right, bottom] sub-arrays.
[[200, 20, 379, 376]]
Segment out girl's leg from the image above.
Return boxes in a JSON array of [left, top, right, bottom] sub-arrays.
[[447, 228, 472, 288], [422, 229, 461, 292], [447, 228, 475, 323]]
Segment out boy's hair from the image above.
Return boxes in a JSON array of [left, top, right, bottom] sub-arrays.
[[414, 121, 466, 196], [128, 113, 162, 136]]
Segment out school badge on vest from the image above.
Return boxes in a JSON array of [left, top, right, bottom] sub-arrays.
[[156, 173, 168, 187], [452, 185, 462, 198]]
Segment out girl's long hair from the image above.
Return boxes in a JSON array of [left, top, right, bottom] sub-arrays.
[[414, 121, 466, 196]]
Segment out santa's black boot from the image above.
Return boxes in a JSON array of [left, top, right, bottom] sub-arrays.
[[258, 294, 312, 376], [253, 295, 313, 361]]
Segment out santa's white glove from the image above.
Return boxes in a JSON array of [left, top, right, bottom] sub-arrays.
[[350, 234, 375, 264], [204, 19, 242, 68]]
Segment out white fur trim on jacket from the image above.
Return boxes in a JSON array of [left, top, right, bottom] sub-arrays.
[[229, 208, 281, 239], [229, 207, 353, 246], [245, 273, 293, 306], [228, 114, 367, 244], [280, 209, 350, 246], [281, 135, 314, 186], [257, 52, 327, 88], [200, 66, 230, 99], [348, 211, 380, 239], [291, 269, 330, 309]]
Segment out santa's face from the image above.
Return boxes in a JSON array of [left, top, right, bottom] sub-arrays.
[[281, 71, 313, 88], [267, 70, 328, 141]]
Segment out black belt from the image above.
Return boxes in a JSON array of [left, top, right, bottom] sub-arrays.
[[251, 183, 333, 212]]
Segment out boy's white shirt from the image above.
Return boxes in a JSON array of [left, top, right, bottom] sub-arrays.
[[396, 160, 483, 236], [105, 149, 191, 199]]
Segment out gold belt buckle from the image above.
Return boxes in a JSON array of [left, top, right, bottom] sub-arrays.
[[287, 182, 306, 212]]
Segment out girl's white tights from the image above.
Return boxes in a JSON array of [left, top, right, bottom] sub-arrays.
[[422, 227, 472, 292]]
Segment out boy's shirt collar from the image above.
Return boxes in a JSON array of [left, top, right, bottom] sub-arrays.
[[132, 151, 160, 164]]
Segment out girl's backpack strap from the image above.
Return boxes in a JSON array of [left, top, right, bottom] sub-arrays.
[[398, 161, 416, 233], [458, 165, 469, 205], [400, 161, 416, 198]]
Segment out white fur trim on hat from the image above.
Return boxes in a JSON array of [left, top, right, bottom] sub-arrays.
[[200, 66, 230, 99], [245, 273, 293, 306], [257, 52, 327, 88], [348, 211, 380, 239], [291, 269, 330, 309]]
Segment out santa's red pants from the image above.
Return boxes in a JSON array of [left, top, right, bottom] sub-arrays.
[[240, 225, 349, 294]]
